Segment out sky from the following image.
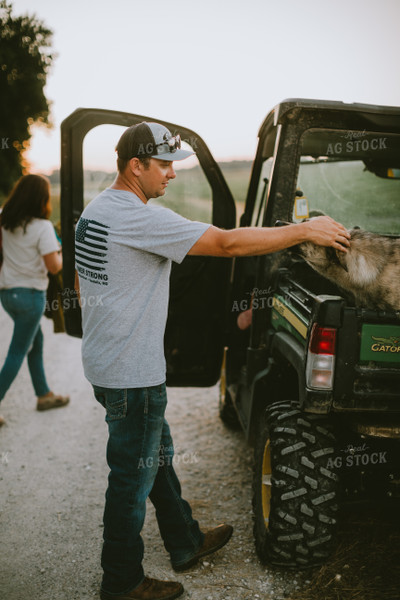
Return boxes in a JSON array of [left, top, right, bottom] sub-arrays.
[[9, 0, 400, 173]]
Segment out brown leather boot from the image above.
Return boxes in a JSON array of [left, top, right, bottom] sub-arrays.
[[100, 577, 184, 600], [172, 523, 233, 571]]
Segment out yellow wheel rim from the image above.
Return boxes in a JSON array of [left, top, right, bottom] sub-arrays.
[[261, 439, 272, 528]]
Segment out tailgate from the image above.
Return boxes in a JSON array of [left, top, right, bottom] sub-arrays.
[[334, 309, 400, 411], [360, 323, 400, 364]]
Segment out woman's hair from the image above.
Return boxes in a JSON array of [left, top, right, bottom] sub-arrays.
[[0, 174, 51, 232]]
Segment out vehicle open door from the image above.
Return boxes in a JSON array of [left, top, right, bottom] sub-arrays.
[[60, 108, 236, 387]]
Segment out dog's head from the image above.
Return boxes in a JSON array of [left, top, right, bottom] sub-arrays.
[[275, 216, 350, 272], [298, 228, 388, 288], [298, 241, 349, 273]]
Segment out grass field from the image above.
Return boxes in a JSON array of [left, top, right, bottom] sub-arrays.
[[47, 160, 253, 228], [298, 160, 400, 234], [152, 160, 251, 224]]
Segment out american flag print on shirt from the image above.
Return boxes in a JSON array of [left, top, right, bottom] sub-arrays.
[[75, 218, 110, 285]]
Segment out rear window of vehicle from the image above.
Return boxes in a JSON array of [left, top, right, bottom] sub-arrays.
[[295, 129, 400, 235]]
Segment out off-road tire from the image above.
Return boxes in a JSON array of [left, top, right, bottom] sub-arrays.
[[253, 400, 339, 568]]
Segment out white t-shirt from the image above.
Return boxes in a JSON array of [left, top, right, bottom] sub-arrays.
[[76, 188, 210, 388], [0, 219, 60, 291]]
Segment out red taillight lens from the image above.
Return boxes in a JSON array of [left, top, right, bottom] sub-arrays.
[[309, 325, 336, 355], [306, 325, 337, 390]]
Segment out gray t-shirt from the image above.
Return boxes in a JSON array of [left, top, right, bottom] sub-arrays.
[[76, 188, 210, 388]]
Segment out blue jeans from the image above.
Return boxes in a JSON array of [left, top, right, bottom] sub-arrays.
[[0, 288, 50, 401], [93, 383, 204, 595]]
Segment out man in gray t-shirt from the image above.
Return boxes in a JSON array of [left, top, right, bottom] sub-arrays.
[[76, 122, 350, 600], [76, 189, 209, 388]]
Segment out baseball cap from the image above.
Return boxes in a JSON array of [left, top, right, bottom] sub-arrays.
[[116, 122, 194, 162]]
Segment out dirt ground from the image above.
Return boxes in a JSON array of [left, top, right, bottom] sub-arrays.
[[0, 311, 399, 600], [0, 311, 305, 600]]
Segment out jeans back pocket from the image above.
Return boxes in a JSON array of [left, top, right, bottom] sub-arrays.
[[93, 387, 128, 421]]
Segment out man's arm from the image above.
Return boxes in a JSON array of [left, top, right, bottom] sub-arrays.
[[188, 216, 350, 257]]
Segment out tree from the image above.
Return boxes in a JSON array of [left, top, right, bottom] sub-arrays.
[[0, 0, 53, 197]]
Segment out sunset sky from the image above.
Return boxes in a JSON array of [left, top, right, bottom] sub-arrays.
[[10, 0, 400, 173]]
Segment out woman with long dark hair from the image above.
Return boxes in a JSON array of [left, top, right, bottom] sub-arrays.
[[0, 174, 69, 426]]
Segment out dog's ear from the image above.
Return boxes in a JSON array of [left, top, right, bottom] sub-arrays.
[[326, 247, 348, 272], [334, 248, 349, 272]]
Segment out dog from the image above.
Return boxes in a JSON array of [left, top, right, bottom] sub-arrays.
[[298, 228, 400, 311]]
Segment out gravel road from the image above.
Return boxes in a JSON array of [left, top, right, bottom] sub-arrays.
[[0, 311, 306, 600]]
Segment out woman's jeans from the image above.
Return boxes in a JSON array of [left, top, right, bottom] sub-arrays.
[[0, 288, 50, 401], [93, 383, 204, 595]]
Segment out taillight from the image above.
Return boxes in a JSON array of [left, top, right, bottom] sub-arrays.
[[306, 325, 337, 390]]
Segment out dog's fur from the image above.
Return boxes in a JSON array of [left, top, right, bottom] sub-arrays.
[[298, 229, 400, 311]]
